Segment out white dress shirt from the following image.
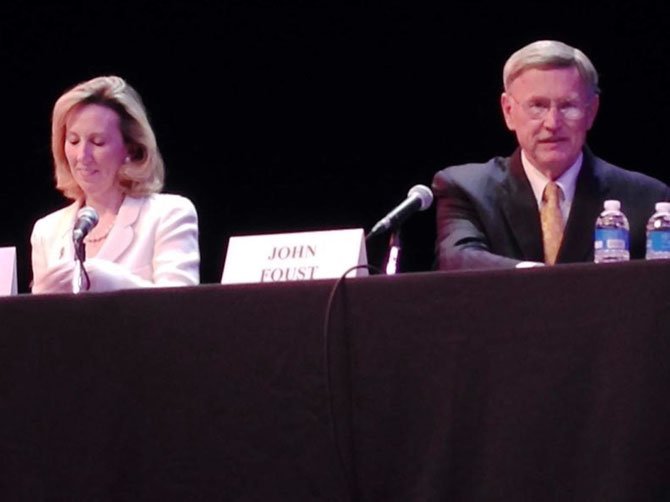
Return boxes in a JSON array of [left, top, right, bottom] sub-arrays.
[[521, 150, 583, 222]]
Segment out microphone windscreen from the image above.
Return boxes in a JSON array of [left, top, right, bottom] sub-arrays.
[[76, 206, 99, 226], [407, 184, 433, 211]]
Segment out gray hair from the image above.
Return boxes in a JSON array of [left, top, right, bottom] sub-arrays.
[[503, 40, 600, 96]]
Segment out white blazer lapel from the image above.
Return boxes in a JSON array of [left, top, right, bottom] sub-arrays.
[[96, 196, 145, 263], [53, 201, 81, 262]]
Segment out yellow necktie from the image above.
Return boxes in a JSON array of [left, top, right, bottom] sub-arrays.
[[541, 181, 564, 265]]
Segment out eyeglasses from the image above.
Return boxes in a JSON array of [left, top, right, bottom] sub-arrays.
[[508, 94, 592, 121]]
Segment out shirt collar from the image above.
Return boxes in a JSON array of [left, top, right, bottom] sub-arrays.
[[521, 150, 583, 207]]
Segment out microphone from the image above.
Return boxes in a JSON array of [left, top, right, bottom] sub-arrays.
[[367, 184, 433, 239], [72, 206, 99, 244]]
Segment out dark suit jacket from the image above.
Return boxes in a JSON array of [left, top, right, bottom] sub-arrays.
[[432, 148, 670, 270]]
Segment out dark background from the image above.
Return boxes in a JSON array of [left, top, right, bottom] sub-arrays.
[[2, 0, 669, 293]]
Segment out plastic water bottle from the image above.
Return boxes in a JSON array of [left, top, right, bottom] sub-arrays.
[[645, 202, 670, 259], [594, 200, 630, 263]]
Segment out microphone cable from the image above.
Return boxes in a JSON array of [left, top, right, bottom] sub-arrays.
[[322, 263, 381, 502]]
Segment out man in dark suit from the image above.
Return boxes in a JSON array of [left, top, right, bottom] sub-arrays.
[[433, 40, 670, 270]]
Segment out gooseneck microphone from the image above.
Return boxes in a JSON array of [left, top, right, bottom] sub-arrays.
[[73, 206, 99, 245], [366, 184, 434, 239], [72, 206, 99, 294]]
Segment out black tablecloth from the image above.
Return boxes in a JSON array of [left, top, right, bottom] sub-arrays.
[[1, 260, 669, 501]]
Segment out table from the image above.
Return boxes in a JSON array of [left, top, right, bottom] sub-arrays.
[[1, 261, 669, 500]]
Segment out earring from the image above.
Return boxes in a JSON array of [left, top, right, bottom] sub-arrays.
[[124, 156, 131, 164]]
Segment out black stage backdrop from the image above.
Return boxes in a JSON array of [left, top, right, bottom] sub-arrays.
[[1, 0, 669, 292]]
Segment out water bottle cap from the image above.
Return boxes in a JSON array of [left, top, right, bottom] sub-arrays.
[[604, 200, 621, 211], [655, 202, 670, 213]]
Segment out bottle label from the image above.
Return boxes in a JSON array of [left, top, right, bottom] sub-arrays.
[[594, 228, 629, 250], [648, 231, 670, 252]]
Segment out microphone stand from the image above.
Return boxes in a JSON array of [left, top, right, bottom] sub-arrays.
[[384, 229, 401, 275], [72, 239, 86, 294]]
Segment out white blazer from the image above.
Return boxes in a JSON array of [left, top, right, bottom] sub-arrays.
[[31, 194, 200, 293]]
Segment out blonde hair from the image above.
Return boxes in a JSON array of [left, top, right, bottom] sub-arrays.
[[52, 75, 165, 200]]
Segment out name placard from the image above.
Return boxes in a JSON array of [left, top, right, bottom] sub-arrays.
[[221, 228, 368, 285], [0, 247, 17, 296]]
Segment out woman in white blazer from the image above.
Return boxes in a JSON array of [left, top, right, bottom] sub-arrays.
[[31, 76, 200, 294]]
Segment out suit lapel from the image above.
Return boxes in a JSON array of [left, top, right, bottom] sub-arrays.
[[498, 150, 545, 262], [558, 150, 607, 263], [53, 201, 81, 262], [96, 196, 145, 263]]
